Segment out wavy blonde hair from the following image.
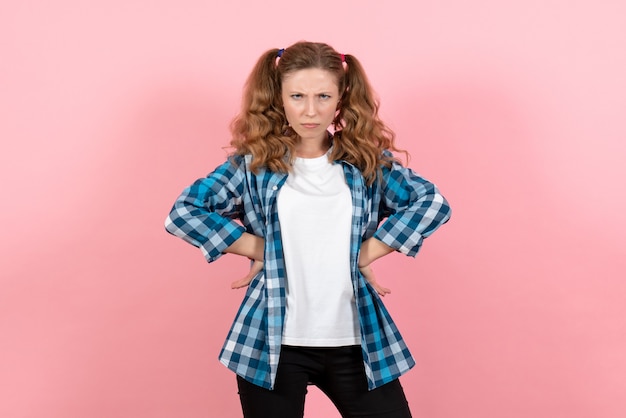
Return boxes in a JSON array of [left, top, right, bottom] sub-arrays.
[[229, 41, 406, 185]]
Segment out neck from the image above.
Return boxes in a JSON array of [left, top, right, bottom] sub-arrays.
[[294, 134, 330, 158]]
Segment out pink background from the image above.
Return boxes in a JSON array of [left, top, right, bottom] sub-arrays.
[[2, 1, 625, 417]]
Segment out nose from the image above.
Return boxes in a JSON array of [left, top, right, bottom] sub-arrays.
[[304, 98, 316, 117]]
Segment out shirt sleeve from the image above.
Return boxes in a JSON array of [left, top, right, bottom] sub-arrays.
[[164, 157, 247, 263], [373, 156, 451, 257]]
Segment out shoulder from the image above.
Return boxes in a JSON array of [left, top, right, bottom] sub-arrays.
[[379, 150, 407, 176], [200, 155, 250, 188], [219, 153, 284, 183], [211, 154, 247, 175], [376, 150, 431, 194]]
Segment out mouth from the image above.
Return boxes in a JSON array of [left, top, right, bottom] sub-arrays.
[[301, 123, 320, 129]]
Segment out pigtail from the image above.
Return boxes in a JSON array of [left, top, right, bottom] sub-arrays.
[[331, 54, 404, 185], [341, 54, 379, 126], [230, 49, 295, 173]]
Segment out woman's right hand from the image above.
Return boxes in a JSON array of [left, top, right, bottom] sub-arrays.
[[231, 260, 264, 289]]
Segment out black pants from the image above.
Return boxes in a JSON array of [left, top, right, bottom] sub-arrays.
[[237, 345, 412, 418]]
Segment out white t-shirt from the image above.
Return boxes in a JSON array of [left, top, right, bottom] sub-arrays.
[[277, 154, 361, 346]]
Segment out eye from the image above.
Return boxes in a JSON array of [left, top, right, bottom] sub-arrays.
[[319, 94, 331, 100], [290, 94, 302, 99]]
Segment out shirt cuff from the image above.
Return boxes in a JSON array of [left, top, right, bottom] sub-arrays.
[[373, 217, 423, 258], [199, 222, 246, 263]]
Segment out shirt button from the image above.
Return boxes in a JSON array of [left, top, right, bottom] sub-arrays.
[[272, 186, 278, 191]]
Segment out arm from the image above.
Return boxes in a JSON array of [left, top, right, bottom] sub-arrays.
[[358, 237, 394, 268], [224, 232, 264, 261], [373, 156, 451, 258], [165, 157, 253, 263], [358, 156, 451, 294]]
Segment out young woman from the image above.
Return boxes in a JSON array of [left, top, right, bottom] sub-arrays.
[[165, 41, 451, 418]]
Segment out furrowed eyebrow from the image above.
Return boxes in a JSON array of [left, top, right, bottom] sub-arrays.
[[284, 90, 335, 97]]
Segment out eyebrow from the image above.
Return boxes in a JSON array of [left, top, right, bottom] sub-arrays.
[[285, 90, 334, 94]]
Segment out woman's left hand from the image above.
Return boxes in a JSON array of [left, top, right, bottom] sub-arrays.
[[359, 264, 391, 297], [358, 238, 393, 296]]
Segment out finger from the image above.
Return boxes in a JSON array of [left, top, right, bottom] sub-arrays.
[[231, 260, 264, 289], [231, 277, 252, 289], [374, 284, 391, 296], [230, 280, 250, 289]]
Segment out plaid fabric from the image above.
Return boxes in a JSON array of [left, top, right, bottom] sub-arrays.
[[165, 152, 451, 390]]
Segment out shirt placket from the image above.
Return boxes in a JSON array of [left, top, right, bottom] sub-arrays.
[[262, 173, 288, 389]]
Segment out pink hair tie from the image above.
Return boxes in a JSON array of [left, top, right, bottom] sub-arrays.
[[340, 53, 345, 62]]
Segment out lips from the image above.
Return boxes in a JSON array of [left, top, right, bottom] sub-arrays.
[[301, 123, 320, 129]]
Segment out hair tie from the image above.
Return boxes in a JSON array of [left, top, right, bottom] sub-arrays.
[[340, 53, 345, 63], [277, 48, 285, 58]]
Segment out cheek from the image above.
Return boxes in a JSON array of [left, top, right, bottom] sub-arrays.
[[323, 105, 338, 120], [282, 104, 295, 121]]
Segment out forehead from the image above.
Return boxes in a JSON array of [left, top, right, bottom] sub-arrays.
[[281, 68, 339, 91]]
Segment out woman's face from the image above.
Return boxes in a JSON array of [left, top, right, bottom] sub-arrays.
[[281, 68, 340, 145]]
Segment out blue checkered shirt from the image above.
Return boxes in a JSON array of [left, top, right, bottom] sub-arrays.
[[165, 152, 451, 390]]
